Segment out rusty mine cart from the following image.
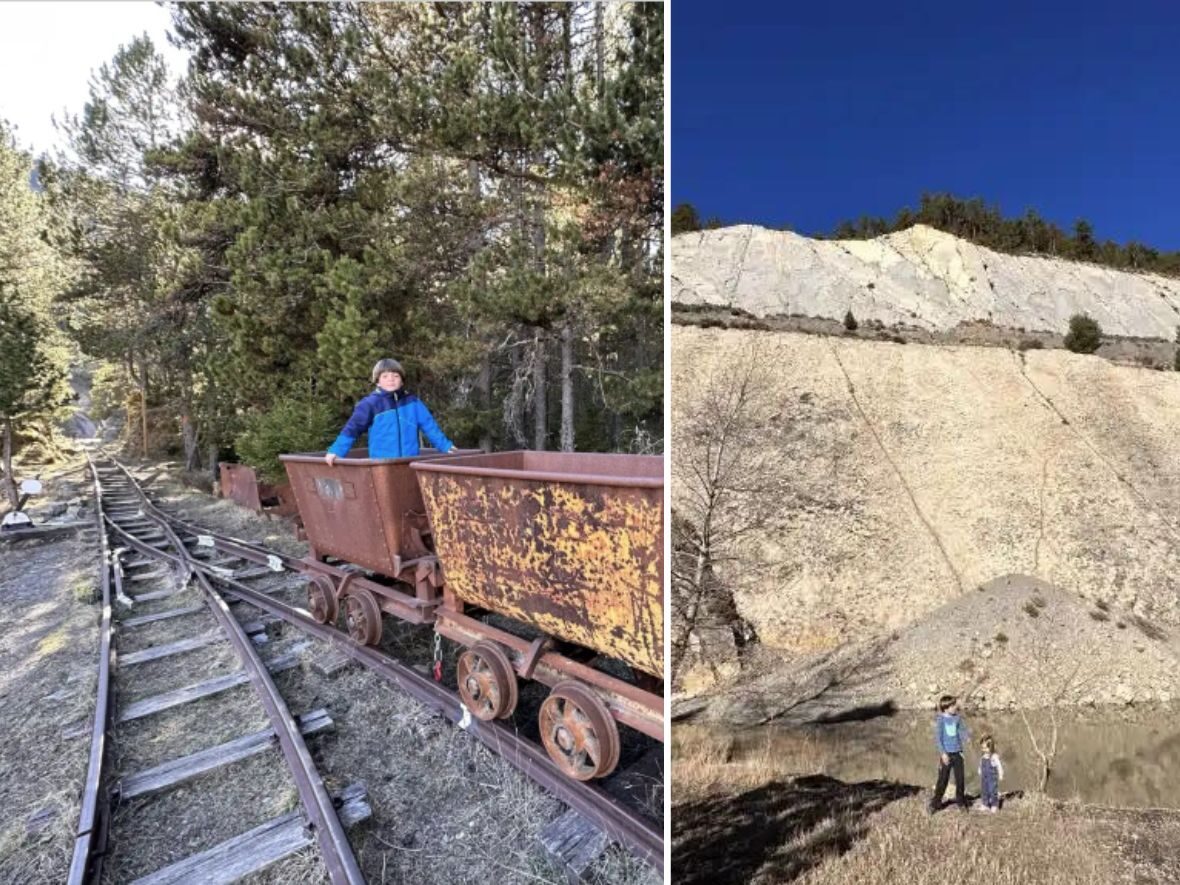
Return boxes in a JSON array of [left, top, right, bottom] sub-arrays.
[[280, 447, 664, 780]]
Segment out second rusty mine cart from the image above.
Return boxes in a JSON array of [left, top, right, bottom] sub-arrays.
[[413, 450, 664, 779]]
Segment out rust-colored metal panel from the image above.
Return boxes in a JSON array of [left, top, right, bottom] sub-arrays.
[[219, 463, 263, 511], [219, 464, 298, 517], [279, 448, 474, 575], [413, 451, 664, 678], [257, 481, 299, 517]]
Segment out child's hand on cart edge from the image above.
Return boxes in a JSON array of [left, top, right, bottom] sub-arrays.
[[325, 453, 337, 466]]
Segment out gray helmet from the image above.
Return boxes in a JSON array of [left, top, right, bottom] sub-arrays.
[[371, 358, 405, 383]]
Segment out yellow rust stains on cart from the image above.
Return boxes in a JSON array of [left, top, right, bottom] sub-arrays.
[[413, 451, 664, 678]]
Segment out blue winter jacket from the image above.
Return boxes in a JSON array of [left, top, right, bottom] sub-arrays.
[[327, 389, 454, 459], [934, 712, 969, 754]]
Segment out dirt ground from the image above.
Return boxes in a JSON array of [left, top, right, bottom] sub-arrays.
[[672, 726, 1180, 885], [0, 466, 100, 883], [0, 455, 660, 884]]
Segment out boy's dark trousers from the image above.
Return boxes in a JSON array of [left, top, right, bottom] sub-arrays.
[[930, 752, 967, 811]]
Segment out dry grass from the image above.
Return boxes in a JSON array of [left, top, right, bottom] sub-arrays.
[[673, 723, 829, 802], [241, 847, 325, 884], [672, 723, 1179, 885], [103, 751, 302, 882], [797, 794, 1115, 885], [0, 536, 101, 885]]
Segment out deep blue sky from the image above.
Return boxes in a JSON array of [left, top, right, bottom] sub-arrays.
[[672, 0, 1180, 249]]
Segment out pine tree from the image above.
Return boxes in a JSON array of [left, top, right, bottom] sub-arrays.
[[0, 124, 71, 506], [1064, 314, 1102, 354], [46, 3, 665, 470], [315, 281, 382, 411], [672, 203, 701, 234]]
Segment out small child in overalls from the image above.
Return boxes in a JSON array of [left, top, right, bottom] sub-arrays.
[[978, 734, 1004, 812]]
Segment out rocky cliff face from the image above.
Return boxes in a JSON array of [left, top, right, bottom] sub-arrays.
[[672, 224, 1180, 339], [672, 326, 1180, 666]]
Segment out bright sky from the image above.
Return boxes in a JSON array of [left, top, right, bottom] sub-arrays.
[[0, 1, 187, 157]]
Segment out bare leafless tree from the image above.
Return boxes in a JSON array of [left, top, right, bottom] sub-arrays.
[[671, 339, 787, 686], [1014, 637, 1096, 792]]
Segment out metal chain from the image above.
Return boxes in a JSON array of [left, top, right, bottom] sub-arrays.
[[431, 632, 443, 682]]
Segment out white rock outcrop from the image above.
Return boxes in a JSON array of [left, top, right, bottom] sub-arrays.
[[672, 326, 1180, 656], [672, 224, 1180, 338]]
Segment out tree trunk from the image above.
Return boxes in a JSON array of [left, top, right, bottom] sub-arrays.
[[1, 418, 17, 511], [207, 443, 219, 489], [595, 3, 605, 96], [478, 350, 493, 453], [507, 336, 527, 447], [181, 408, 200, 472], [533, 330, 547, 451], [560, 322, 575, 452], [138, 359, 149, 458]]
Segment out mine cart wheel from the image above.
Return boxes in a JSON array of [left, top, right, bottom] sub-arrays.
[[457, 641, 518, 721], [306, 576, 338, 625], [538, 681, 621, 781], [343, 588, 383, 646]]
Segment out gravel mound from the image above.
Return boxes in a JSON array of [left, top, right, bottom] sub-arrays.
[[877, 573, 1180, 710]]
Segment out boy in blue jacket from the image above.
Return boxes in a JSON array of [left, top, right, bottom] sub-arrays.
[[324, 358, 456, 464], [928, 694, 971, 814]]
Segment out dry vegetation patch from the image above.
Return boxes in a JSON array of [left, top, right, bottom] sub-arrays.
[[673, 725, 1180, 885], [795, 794, 1114, 885], [0, 532, 100, 885]]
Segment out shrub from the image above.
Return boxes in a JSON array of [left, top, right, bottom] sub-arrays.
[[236, 394, 339, 484], [1023, 601, 1041, 618], [73, 582, 97, 604], [994, 632, 1008, 644], [1031, 595, 1047, 609], [843, 309, 858, 332], [1018, 338, 1044, 351], [1064, 313, 1102, 354], [1095, 599, 1110, 611], [1089, 610, 1109, 622]]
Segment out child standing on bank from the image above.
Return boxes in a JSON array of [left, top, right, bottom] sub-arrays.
[[324, 358, 456, 464], [928, 694, 971, 814], [978, 734, 1004, 813]]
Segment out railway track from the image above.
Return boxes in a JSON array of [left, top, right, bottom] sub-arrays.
[[71, 457, 663, 881], [69, 457, 367, 884]]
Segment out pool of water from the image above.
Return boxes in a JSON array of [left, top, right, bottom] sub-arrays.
[[730, 705, 1180, 808]]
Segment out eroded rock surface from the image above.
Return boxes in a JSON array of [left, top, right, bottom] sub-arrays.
[[673, 224, 1180, 338], [672, 325, 1180, 710]]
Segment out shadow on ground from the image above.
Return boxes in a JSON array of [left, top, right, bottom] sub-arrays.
[[672, 774, 920, 884], [810, 699, 898, 724]]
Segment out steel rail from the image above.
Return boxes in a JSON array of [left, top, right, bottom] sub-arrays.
[[67, 455, 115, 885], [115, 462, 665, 871], [100, 463, 365, 885]]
